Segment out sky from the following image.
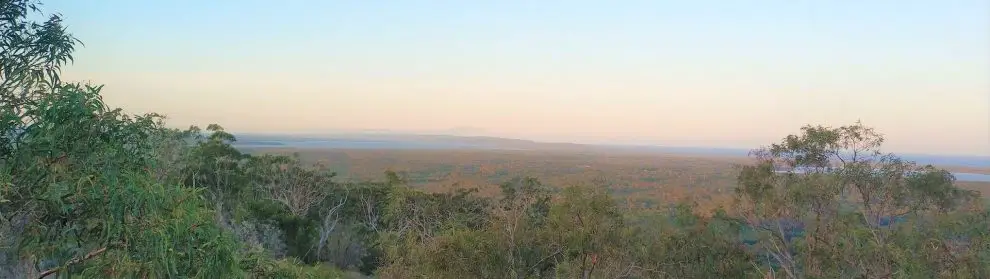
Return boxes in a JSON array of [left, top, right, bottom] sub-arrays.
[[44, 0, 990, 156]]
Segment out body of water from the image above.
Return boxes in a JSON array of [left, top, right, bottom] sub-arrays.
[[954, 172, 990, 182]]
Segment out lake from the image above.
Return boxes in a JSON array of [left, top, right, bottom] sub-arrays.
[[954, 172, 990, 182]]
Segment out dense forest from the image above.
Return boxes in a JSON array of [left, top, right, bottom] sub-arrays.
[[2, 1, 989, 278]]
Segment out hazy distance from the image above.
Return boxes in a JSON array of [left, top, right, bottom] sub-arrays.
[[48, 0, 990, 156]]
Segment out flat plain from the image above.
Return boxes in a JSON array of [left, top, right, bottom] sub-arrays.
[[244, 147, 990, 212]]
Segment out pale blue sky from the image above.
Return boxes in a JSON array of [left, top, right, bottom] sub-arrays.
[[45, 0, 989, 155]]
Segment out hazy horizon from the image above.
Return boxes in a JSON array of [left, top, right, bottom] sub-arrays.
[[231, 129, 990, 160], [46, 0, 990, 156]]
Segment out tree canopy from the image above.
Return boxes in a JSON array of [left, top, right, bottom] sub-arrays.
[[1, 1, 988, 278]]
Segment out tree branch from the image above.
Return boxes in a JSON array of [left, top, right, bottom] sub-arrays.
[[38, 246, 108, 279]]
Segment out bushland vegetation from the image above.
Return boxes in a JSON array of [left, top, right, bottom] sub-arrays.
[[248, 148, 748, 211], [2, 1, 988, 278], [247, 147, 990, 217]]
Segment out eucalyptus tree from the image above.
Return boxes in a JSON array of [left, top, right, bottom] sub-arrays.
[[734, 121, 983, 278], [0, 1, 248, 277]]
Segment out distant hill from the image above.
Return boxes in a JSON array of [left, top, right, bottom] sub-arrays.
[[232, 133, 990, 168], [234, 133, 588, 151]]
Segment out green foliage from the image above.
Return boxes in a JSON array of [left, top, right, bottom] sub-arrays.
[[183, 124, 252, 205], [735, 121, 987, 278], [240, 250, 343, 279], [3, 1, 988, 278], [0, 0, 79, 105], [0, 1, 327, 277], [1, 82, 243, 277]]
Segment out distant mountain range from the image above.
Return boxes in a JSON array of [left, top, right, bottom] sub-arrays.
[[234, 132, 586, 151], [232, 132, 990, 168]]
